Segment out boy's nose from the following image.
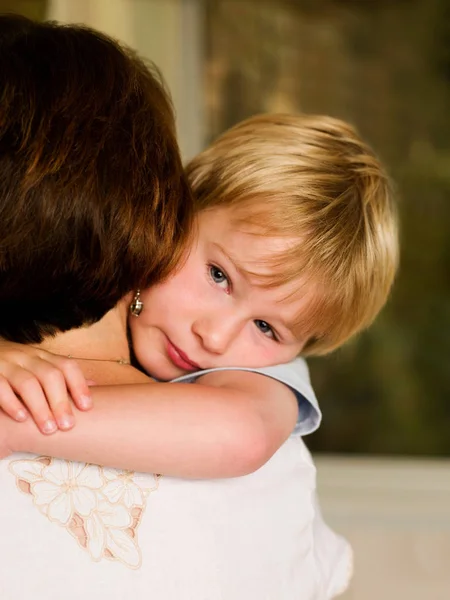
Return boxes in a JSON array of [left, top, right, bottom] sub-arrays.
[[192, 316, 238, 355]]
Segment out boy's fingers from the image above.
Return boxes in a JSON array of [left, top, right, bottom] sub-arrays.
[[0, 350, 92, 411], [27, 359, 76, 431], [0, 351, 91, 432], [50, 356, 92, 411], [0, 375, 29, 422], [7, 368, 58, 435]]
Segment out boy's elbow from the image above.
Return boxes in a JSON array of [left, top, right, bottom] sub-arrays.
[[237, 436, 272, 476], [226, 416, 273, 477]]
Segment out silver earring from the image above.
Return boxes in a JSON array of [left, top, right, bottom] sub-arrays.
[[129, 289, 143, 317]]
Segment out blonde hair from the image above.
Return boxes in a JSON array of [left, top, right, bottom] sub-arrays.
[[186, 114, 399, 355]]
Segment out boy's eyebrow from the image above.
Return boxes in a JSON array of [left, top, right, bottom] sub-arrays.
[[212, 241, 281, 284], [212, 242, 250, 280]]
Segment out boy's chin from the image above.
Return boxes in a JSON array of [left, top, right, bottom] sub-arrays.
[[144, 358, 184, 382], [133, 337, 196, 381]]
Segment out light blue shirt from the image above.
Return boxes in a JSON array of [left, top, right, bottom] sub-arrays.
[[171, 358, 321, 437]]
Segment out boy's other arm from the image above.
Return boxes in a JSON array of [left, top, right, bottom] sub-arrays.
[[6, 373, 298, 478]]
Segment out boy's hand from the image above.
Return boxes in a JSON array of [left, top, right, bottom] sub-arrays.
[[0, 343, 93, 434]]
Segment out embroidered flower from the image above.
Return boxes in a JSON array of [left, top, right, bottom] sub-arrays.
[[9, 456, 160, 569], [83, 498, 140, 566], [103, 469, 159, 508]]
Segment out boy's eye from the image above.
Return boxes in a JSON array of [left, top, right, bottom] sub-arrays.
[[209, 265, 230, 290], [254, 319, 277, 340]]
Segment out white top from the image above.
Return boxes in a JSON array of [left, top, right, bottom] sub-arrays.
[[0, 359, 352, 599], [0, 445, 351, 599]]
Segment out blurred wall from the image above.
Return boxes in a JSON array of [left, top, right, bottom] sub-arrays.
[[316, 455, 450, 600], [48, 0, 204, 160]]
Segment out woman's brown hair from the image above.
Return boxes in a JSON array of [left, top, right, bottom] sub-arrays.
[[0, 15, 193, 343]]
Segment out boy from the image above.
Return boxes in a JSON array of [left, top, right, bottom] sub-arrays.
[[0, 113, 398, 478]]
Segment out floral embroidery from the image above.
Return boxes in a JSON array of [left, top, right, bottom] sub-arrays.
[[9, 457, 160, 569], [102, 468, 159, 508]]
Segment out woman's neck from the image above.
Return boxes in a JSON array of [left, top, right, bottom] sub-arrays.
[[35, 298, 131, 363]]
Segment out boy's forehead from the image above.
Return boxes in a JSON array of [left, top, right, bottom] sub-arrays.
[[199, 208, 296, 268]]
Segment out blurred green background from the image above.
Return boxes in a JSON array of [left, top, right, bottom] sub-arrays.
[[4, 0, 449, 457], [204, 0, 450, 457]]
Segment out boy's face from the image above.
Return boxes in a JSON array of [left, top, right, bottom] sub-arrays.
[[129, 208, 315, 381]]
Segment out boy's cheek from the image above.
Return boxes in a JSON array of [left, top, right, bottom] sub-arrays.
[[130, 326, 164, 375]]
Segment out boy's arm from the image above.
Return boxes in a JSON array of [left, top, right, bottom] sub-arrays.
[[5, 373, 298, 478]]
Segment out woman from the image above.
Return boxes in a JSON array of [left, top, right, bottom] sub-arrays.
[[0, 16, 349, 599]]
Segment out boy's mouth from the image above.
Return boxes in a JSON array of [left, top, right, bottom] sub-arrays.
[[166, 339, 200, 372]]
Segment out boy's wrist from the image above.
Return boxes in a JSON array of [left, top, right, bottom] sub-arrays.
[[0, 411, 33, 455], [0, 411, 16, 456]]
